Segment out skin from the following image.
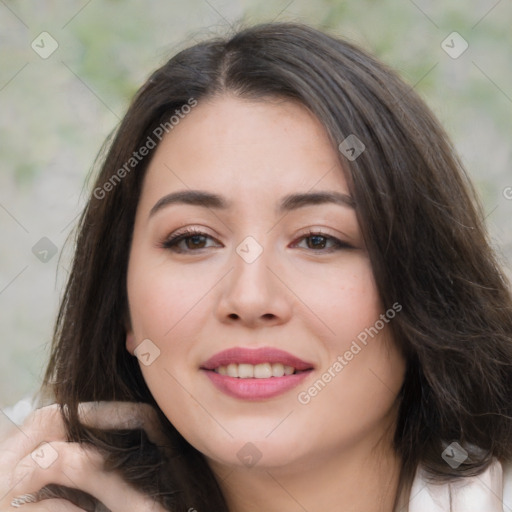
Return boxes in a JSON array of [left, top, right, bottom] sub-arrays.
[[126, 95, 407, 511], [0, 95, 406, 511], [0, 402, 167, 510]]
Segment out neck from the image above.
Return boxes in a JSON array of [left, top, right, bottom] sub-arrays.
[[208, 438, 402, 512]]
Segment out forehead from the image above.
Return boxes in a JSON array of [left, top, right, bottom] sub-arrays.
[[140, 95, 349, 204]]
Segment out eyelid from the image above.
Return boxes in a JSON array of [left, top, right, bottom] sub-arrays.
[[160, 227, 223, 251], [290, 229, 354, 251], [167, 226, 213, 238], [160, 226, 354, 253]]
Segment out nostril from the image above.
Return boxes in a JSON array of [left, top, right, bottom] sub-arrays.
[[262, 313, 275, 320], [228, 313, 239, 320]]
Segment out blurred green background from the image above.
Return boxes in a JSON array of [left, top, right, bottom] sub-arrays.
[[1, 0, 511, 411]]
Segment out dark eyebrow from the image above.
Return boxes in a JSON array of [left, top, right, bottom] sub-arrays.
[[278, 191, 355, 212], [149, 190, 230, 218], [149, 189, 355, 218]]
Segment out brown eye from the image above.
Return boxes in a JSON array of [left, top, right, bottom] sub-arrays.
[[306, 235, 328, 249], [162, 230, 221, 253], [184, 235, 208, 249], [293, 232, 353, 252]]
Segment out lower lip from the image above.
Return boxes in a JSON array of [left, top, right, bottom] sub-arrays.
[[202, 369, 312, 400]]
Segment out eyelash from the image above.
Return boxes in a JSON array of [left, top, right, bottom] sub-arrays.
[[292, 232, 353, 252], [161, 228, 219, 253], [161, 228, 353, 253]]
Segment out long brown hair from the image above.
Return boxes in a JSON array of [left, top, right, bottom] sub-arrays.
[[43, 22, 512, 510]]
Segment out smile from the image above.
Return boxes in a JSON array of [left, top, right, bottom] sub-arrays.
[[201, 347, 314, 400], [214, 362, 298, 378]]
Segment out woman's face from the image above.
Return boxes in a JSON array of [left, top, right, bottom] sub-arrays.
[[126, 95, 405, 472]]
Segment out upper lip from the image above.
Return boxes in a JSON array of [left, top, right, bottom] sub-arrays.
[[201, 347, 314, 371]]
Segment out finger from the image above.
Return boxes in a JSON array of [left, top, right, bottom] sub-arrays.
[[77, 402, 170, 448], [1, 401, 168, 470], [12, 442, 165, 512], [13, 498, 85, 511], [0, 405, 66, 470]]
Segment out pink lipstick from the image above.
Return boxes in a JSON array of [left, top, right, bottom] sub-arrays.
[[200, 347, 314, 400]]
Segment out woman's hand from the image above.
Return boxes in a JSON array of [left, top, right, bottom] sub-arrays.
[[0, 402, 169, 511]]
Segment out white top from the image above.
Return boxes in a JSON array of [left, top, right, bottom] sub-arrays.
[[406, 458, 512, 511]]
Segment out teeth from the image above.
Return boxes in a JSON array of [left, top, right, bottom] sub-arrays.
[[254, 363, 272, 378], [283, 365, 294, 375], [227, 363, 238, 378], [214, 363, 296, 378], [271, 363, 284, 377], [238, 363, 254, 378]]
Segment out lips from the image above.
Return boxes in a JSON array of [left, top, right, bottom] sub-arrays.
[[200, 347, 314, 400], [201, 347, 314, 372]]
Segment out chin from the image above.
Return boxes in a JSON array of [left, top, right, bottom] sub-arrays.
[[202, 436, 308, 471]]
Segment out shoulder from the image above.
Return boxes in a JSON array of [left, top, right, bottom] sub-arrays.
[[405, 458, 512, 512]]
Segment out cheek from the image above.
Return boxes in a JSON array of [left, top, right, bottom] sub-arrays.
[[288, 253, 382, 342], [127, 258, 214, 341], [292, 256, 404, 437], [296, 331, 405, 454], [126, 255, 218, 404], [127, 263, 208, 435]]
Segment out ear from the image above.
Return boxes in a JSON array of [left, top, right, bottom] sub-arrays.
[[126, 328, 137, 355]]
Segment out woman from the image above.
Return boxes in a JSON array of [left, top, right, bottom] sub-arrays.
[[1, 22, 512, 511]]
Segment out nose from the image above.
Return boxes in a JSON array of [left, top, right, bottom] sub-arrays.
[[214, 245, 293, 328]]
